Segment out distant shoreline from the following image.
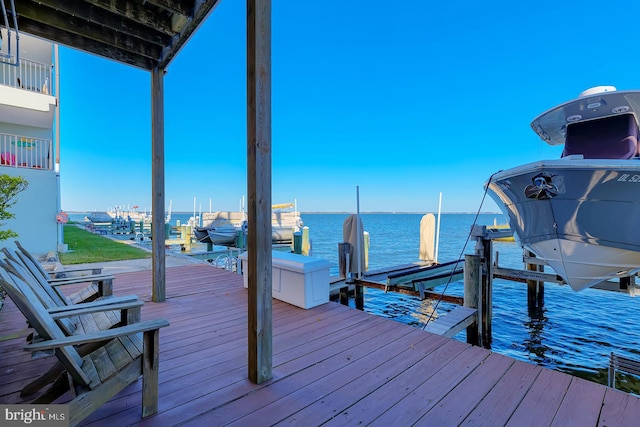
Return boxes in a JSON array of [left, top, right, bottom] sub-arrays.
[[67, 210, 502, 215]]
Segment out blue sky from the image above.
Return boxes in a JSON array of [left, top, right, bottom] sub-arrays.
[[59, 0, 639, 213]]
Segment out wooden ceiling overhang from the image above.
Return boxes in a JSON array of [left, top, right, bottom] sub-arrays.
[[4, 0, 222, 70]]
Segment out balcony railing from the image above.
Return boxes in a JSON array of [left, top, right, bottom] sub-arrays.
[[0, 57, 53, 94], [0, 133, 53, 171]]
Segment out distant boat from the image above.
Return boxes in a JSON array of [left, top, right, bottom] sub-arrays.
[[192, 227, 211, 243], [206, 225, 240, 246], [87, 206, 151, 223], [271, 203, 303, 243], [486, 218, 515, 242], [195, 211, 246, 245], [86, 211, 112, 223], [193, 203, 303, 245]]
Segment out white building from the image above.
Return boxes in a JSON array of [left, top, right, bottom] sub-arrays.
[[0, 29, 59, 255]]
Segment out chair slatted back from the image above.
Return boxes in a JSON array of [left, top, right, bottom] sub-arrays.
[[0, 269, 91, 386], [15, 250, 68, 305], [0, 258, 78, 336], [14, 240, 52, 283]]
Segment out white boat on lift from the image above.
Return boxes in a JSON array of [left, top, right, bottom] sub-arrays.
[[486, 86, 640, 291], [271, 203, 303, 242], [197, 211, 247, 246], [194, 203, 303, 245]]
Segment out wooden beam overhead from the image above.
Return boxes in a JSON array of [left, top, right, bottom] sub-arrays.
[[24, 0, 174, 43], [136, 0, 193, 17], [16, 18, 157, 70], [4, 0, 221, 70], [22, 0, 176, 36], [157, 0, 220, 69]]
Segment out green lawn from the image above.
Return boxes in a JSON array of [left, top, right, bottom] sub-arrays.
[[60, 225, 151, 264]]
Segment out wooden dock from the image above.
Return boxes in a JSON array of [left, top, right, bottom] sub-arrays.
[[1, 264, 639, 426]]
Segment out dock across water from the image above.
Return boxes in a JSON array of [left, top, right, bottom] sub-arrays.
[[1, 264, 639, 425]]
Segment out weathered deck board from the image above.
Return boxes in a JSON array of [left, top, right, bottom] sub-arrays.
[[460, 358, 542, 425], [599, 388, 640, 426], [506, 367, 573, 426], [318, 338, 468, 427], [551, 376, 607, 427], [1, 263, 639, 426], [419, 352, 516, 425]]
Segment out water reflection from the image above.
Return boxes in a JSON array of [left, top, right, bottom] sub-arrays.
[[522, 307, 550, 364], [410, 299, 438, 326]]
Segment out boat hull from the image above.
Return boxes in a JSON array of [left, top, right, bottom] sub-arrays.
[[272, 225, 295, 243], [487, 158, 640, 290], [206, 227, 238, 245], [193, 227, 212, 244]]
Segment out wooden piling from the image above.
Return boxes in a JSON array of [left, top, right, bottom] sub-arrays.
[[464, 253, 481, 347], [355, 284, 364, 311], [466, 226, 493, 349], [301, 226, 310, 255], [339, 286, 349, 306], [526, 250, 544, 311], [293, 231, 302, 254], [480, 237, 493, 349]]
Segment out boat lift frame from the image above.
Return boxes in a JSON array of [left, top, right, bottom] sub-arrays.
[[472, 225, 638, 302]]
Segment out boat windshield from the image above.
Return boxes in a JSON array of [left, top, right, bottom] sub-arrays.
[[562, 114, 638, 159], [530, 91, 640, 147]]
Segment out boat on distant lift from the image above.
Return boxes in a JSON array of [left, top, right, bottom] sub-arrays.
[[195, 211, 247, 245], [486, 86, 640, 291], [271, 203, 303, 242], [194, 203, 303, 246]]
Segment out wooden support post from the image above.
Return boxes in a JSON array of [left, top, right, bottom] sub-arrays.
[[293, 232, 302, 254], [302, 226, 310, 255], [355, 284, 364, 311], [464, 253, 481, 346], [98, 278, 113, 297], [247, 0, 272, 385], [183, 225, 192, 252], [142, 328, 161, 417], [480, 238, 493, 349], [151, 66, 166, 303], [339, 286, 349, 306], [526, 250, 544, 312]]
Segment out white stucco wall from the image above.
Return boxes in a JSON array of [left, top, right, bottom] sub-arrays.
[[0, 33, 58, 257], [1, 167, 58, 256]]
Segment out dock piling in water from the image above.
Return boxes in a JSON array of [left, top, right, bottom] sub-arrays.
[[526, 250, 544, 312], [464, 253, 481, 347]]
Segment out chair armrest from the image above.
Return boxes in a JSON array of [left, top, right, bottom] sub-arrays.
[[24, 319, 170, 351], [49, 267, 103, 278], [48, 297, 143, 318], [48, 274, 114, 286]]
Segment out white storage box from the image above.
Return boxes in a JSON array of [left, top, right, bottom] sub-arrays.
[[239, 251, 331, 309]]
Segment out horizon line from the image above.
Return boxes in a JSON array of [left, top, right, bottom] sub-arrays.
[[67, 210, 503, 215]]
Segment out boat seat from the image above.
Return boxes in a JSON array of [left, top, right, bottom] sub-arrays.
[[562, 113, 638, 159]]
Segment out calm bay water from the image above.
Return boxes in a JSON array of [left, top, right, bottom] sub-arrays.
[[73, 211, 639, 391], [297, 213, 640, 391]]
